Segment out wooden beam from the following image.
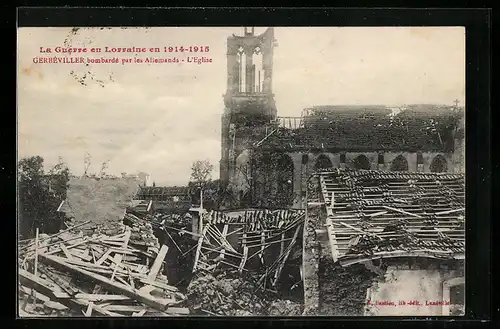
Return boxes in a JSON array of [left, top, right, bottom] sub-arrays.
[[436, 208, 465, 215], [383, 206, 423, 218], [74, 294, 130, 301], [220, 224, 228, 259], [37, 253, 171, 311], [103, 305, 147, 312], [147, 245, 169, 281], [273, 224, 301, 285], [19, 268, 124, 316], [279, 233, 285, 257], [165, 307, 190, 315], [238, 233, 248, 273], [192, 224, 209, 273], [33, 228, 39, 277], [111, 228, 131, 281], [20, 220, 92, 252], [60, 244, 74, 260], [333, 221, 384, 240], [259, 231, 265, 264], [325, 209, 340, 262]]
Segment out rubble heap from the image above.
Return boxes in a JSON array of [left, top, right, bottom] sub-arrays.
[[18, 222, 188, 317], [123, 213, 161, 249], [184, 271, 302, 316]]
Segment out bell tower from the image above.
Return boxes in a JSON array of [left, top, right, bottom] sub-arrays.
[[220, 27, 278, 187]]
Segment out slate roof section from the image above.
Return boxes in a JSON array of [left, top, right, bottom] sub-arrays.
[[315, 168, 465, 265], [257, 105, 462, 152], [204, 209, 305, 230], [135, 186, 190, 201]]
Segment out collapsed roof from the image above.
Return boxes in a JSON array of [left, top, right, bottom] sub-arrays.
[[135, 186, 190, 201], [257, 105, 463, 152], [312, 168, 465, 266]]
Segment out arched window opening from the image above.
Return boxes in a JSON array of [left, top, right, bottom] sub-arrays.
[[390, 155, 409, 171], [314, 154, 333, 171], [430, 155, 448, 172], [237, 48, 246, 92], [264, 153, 294, 208], [353, 154, 370, 170], [252, 49, 263, 93]]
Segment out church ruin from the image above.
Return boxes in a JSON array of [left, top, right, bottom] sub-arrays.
[[219, 27, 465, 210]]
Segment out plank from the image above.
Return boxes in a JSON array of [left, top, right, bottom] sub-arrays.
[[60, 244, 74, 260], [132, 309, 147, 316], [84, 302, 94, 316], [19, 268, 123, 316], [382, 206, 423, 218], [259, 231, 265, 264], [104, 305, 147, 312], [19, 220, 92, 252], [220, 224, 228, 259], [38, 253, 172, 311], [147, 245, 169, 281], [192, 224, 209, 273], [273, 223, 302, 285], [73, 294, 130, 301], [137, 278, 180, 293], [238, 233, 248, 273], [96, 250, 112, 265], [165, 307, 190, 315], [111, 229, 131, 281]]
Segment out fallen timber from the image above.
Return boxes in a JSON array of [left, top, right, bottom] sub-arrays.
[[18, 222, 189, 317], [124, 208, 306, 290], [189, 209, 306, 289]]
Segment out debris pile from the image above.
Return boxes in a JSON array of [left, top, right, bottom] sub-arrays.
[[192, 209, 305, 290], [123, 213, 161, 250], [18, 222, 189, 317], [184, 272, 302, 316]]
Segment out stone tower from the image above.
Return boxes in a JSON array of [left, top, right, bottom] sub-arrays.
[[220, 27, 277, 187]]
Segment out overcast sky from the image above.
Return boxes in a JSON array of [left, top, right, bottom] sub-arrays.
[[17, 27, 465, 185]]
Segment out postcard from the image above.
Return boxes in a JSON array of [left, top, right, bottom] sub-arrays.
[[17, 25, 465, 317]]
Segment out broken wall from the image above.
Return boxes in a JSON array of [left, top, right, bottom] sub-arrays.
[[318, 257, 464, 316], [318, 260, 379, 316], [365, 262, 464, 316], [65, 177, 140, 235]]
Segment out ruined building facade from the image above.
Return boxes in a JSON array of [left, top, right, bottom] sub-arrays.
[[220, 28, 465, 210]]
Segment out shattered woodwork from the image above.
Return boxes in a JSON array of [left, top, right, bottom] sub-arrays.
[[315, 168, 465, 265]]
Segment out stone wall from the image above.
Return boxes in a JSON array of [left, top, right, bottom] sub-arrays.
[[228, 149, 454, 209], [316, 257, 464, 316], [365, 261, 464, 316]]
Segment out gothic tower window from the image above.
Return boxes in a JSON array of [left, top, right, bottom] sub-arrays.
[[252, 47, 263, 93], [237, 47, 246, 93]]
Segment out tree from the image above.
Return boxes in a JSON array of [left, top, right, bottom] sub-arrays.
[[98, 161, 109, 177], [189, 160, 215, 208], [190, 160, 214, 189], [83, 152, 92, 177], [18, 156, 71, 239]]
